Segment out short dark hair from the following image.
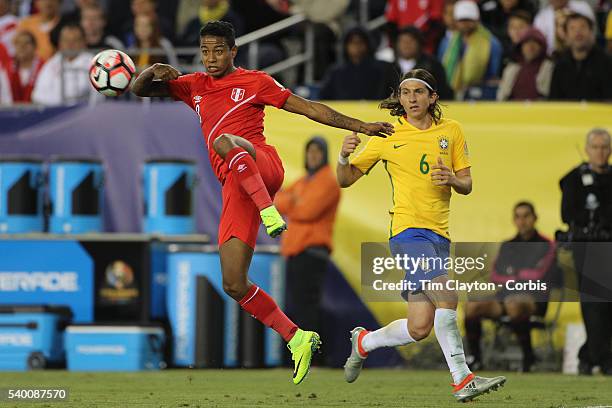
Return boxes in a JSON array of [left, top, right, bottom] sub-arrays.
[[379, 69, 443, 124], [60, 22, 85, 38], [514, 201, 537, 217], [564, 12, 594, 32], [508, 9, 533, 25], [200, 20, 236, 48], [397, 25, 424, 48], [15, 30, 37, 47]]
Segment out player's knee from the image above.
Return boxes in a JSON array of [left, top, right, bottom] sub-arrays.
[[212, 134, 236, 156], [408, 325, 431, 341], [223, 280, 248, 300]]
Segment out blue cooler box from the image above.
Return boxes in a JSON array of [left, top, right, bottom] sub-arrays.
[[65, 325, 165, 371], [0, 306, 72, 371]]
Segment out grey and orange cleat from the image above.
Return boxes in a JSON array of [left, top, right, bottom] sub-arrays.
[[343, 327, 369, 383], [452, 373, 506, 403]]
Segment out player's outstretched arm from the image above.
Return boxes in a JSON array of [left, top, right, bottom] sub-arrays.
[[282, 94, 394, 138], [131, 63, 181, 97], [337, 132, 365, 188]]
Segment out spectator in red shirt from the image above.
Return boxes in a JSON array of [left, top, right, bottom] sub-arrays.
[[6, 30, 44, 103], [0, 41, 11, 104], [385, 0, 445, 54]]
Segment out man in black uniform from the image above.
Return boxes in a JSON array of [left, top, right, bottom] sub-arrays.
[[560, 127, 612, 375]]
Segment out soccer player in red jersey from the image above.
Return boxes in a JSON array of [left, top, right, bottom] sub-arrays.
[[132, 21, 393, 384]]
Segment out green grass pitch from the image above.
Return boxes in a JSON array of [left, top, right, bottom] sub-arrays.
[[1, 369, 611, 408]]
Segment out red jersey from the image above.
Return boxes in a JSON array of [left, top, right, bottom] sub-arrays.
[[385, 0, 443, 29], [168, 67, 292, 182]]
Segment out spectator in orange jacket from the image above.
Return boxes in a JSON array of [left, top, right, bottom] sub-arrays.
[[275, 136, 341, 343]]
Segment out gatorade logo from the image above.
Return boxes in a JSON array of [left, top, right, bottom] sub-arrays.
[[0, 272, 79, 292]]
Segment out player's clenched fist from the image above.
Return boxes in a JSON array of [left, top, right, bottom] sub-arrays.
[[151, 63, 181, 81], [341, 132, 362, 158]]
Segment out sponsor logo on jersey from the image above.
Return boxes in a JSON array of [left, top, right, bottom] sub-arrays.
[[237, 163, 247, 173], [193, 95, 202, 103], [231, 88, 245, 102]]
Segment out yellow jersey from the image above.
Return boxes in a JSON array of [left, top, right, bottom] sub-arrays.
[[351, 117, 471, 239]]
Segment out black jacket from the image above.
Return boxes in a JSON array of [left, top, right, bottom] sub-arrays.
[[549, 46, 612, 101], [560, 163, 612, 229]]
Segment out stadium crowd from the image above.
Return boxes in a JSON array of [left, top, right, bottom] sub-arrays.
[[0, 0, 611, 105]]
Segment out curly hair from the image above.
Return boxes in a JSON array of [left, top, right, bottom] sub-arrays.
[[379, 68, 443, 124]]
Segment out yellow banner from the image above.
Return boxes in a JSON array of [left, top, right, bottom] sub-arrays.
[[265, 102, 612, 348]]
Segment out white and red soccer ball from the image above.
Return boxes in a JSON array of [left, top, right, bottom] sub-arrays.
[[89, 49, 136, 97]]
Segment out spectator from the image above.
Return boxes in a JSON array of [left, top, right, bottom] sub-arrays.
[[319, 26, 398, 100], [497, 28, 553, 100], [549, 13, 612, 100], [395, 26, 454, 99], [465, 201, 557, 372], [439, 0, 457, 51], [232, 0, 289, 68], [560, 128, 612, 375], [0, 0, 17, 55], [61, 0, 99, 24], [80, 4, 123, 50], [122, 0, 174, 45], [17, 0, 62, 60], [180, 0, 244, 46], [274, 136, 340, 349], [131, 13, 177, 71], [7, 30, 44, 103], [31, 23, 93, 106], [438, 0, 503, 95], [0, 41, 10, 104], [533, 0, 595, 54], [503, 10, 532, 64], [384, 0, 445, 54], [480, 0, 535, 43]]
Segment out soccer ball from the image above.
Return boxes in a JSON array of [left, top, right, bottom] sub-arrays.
[[89, 49, 136, 97]]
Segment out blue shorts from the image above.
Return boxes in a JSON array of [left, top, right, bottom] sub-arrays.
[[389, 228, 450, 299]]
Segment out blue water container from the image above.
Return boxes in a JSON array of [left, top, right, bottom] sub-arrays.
[[65, 325, 165, 371], [0, 157, 44, 233], [0, 306, 72, 371], [166, 244, 284, 368], [143, 159, 196, 235], [48, 158, 104, 234]]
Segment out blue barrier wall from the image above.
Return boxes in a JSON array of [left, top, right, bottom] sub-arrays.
[[0, 103, 276, 244]]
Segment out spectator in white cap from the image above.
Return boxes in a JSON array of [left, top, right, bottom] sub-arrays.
[[533, 0, 595, 55], [438, 0, 502, 96]]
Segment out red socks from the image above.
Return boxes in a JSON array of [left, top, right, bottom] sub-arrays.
[[239, 285, 298, 342], [226, 147, 272, 211]]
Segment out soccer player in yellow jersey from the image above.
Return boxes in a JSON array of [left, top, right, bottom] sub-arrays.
[[337, 69, 506, 403]]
